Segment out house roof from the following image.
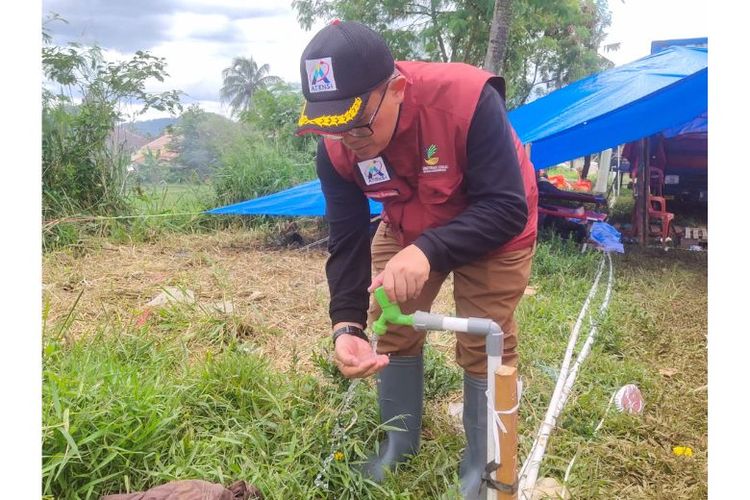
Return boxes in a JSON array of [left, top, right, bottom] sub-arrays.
[[130, 133, 179, 164]]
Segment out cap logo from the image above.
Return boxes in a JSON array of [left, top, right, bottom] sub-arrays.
[[358, 157, 391, 185], [306, 57, 337, 93]]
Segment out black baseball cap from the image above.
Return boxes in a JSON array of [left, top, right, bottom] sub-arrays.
[[296, 20, 395, 136]]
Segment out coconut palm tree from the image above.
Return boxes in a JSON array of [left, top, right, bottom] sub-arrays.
[[220, 56, 282, 117]]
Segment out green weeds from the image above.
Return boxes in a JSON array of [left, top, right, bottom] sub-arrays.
[[42, 233, 707, 498]]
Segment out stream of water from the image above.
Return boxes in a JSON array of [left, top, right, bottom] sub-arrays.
[[313, 336, 380, 491]]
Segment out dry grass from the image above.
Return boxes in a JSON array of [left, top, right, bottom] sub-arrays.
[[601, 247, 707, 499], [43, 228, 463, 375], [46, 230, 319, 373]]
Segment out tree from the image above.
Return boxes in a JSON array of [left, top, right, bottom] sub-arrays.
[[42, 26, 182, 218], [292, 0, 489, 63], [483, 0, 512, 75], [241, 82, 317, 154], [292, 0, 614, 108], [220, 57, 283, 117], [503, 0, 614, 106], [170, 104, 242, 181]]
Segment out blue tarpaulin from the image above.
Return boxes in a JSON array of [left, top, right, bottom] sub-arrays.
[[209, 46, 707, 217], [508, 46, 707, 169], [651, 37, 707, 54], [208, 179, 383, 216], [662, 111, 707, 138]]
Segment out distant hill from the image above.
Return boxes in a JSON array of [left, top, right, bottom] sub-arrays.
[[126, 117, 178, 138], [108, 125, 150, 154], [128, 110, 241, 183]]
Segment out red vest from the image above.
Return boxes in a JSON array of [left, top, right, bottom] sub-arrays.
[[324, 61, 538, 254]]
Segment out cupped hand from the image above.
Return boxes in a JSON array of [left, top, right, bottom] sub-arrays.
[[334, 334, 389, 378]]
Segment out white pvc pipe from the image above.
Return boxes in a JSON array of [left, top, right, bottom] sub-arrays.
[[486, 354, 501, 500], [518, 254, 611, 498], [558, 253, 614, 409], [443, 316, 470, 333], [561, 389, 617, 496], [412, 313, 501, 499]]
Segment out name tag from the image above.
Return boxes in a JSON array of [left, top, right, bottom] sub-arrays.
[[365, 189, 400, 200], [357, 157, 391, 185]]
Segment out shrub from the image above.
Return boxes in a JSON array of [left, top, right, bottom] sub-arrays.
[[213, 130, 316, 206], [42, 28, 182, 220]]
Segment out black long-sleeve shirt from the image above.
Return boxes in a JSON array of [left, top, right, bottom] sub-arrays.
[[317, 83, 528, 327]]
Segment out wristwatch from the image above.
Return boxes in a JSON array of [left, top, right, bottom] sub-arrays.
[[332, 325, 369, 345]]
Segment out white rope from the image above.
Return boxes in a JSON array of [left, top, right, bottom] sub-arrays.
[[519, 252, 614, 499], [487, 379, 524, 464]]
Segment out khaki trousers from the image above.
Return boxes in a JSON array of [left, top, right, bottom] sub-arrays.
[[367, 222, 535, 377]]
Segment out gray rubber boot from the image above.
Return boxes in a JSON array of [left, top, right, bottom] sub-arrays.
[[360, 355, 424, 482], [460, 372, 488, 500]]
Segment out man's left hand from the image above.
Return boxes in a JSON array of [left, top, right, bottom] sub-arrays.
[[368, 244, 430, 303]]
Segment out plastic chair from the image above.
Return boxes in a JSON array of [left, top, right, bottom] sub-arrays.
[[648, 195, 674, 241], [650, 168, 665, 197]]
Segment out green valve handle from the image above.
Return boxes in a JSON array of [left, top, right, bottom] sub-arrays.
[[371, 286, 414, 335]]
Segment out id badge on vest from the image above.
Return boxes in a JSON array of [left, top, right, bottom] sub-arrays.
[[355, 156, 409, 202]]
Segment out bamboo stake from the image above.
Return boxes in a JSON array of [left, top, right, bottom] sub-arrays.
[[495, 365, 518, 500]]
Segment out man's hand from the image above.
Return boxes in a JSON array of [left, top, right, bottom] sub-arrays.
[[334, 334, 389, 378], [368, 244, 430, 303]]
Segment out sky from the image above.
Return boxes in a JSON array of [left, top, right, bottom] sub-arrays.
[[42, 0, 326, 120], [601, 0, 707, 65], [41, 0, 708, 122]]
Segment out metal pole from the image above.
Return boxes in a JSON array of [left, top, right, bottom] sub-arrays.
[[636, 138, 648, 245], [643, 137, 651, 244], [616, 145, 622, 197]]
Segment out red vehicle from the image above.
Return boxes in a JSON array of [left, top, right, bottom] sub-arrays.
[[661, 132, 707, 204], [624, 131, 707, 205]]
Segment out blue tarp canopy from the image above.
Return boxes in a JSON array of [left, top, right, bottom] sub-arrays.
[[208, 179, 382, 216], [508, 46, 707, 169], [662, 111, 707, 138], [209, 46, 707, 217]]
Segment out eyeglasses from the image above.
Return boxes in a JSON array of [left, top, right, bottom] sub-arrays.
[[323, 76, 396, 141]]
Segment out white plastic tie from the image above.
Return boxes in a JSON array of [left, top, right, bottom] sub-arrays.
[[486, 379, 524, 463]]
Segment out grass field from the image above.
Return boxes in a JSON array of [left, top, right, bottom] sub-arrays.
[[42, 193, 707, 499], [131, 182, 215, 211]]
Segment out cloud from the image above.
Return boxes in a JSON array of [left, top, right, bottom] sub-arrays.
[[42, 0, 283, 52], [181, 80, 222, 102], [40, 0, 325, 121]]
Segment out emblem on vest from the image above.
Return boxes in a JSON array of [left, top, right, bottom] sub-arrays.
[[422, 144, 449, 173], [358, 157, 391, 185]]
